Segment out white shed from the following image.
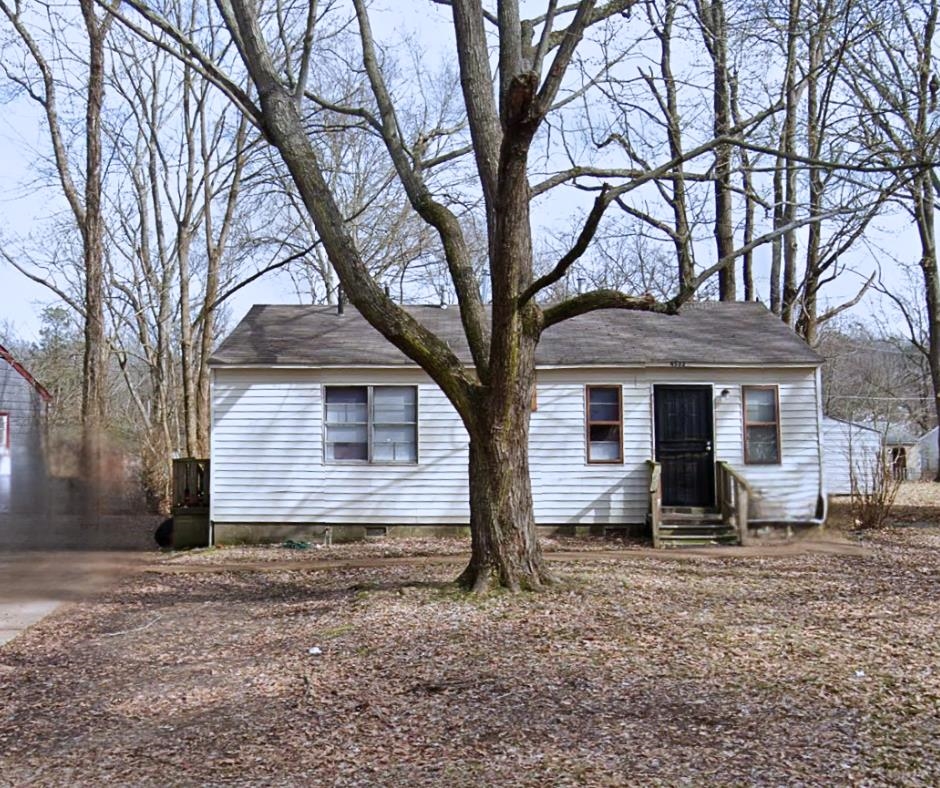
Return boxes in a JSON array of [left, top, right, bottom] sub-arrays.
[[822, 417, 883, 495], [884, 425, 923, 481], [917, 427, 939, 481]]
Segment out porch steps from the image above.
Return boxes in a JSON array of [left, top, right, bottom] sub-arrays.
[[656, 507, 739, 547]]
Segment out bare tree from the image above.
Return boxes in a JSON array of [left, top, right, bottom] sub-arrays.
[[109, 0, 871, 590], [845, 0, 940, 478], [696, 0, 736, 300], [0, 0, 117, 505], [102, 3, 257, 506]]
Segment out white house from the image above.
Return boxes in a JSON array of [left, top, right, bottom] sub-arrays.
[[822, 416, 883, 495], [208, 302, 826, 544], [0, 344, 51, 516]]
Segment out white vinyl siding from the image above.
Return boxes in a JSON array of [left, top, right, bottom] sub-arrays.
[[823, 418, 883, 495], [211, 369, 468, 524], [0, 358, 47, 512], [211, 365, 823, 527]]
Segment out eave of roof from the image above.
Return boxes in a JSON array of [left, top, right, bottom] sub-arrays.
[[0, 344, 53, 403], [210, 301, 823, 369]]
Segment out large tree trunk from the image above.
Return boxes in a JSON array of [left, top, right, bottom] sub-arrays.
[[771, 0, 801, 318], [700, 0, 736, 301], [79, 0, 109, 515], [654, 1, 695, 293], [796, 18, 824, 346], [780, 0, 802, 325], [730, 70, 756, 302], [178, 231, 198, 456], [458, 359, 552, 592], [913, 175, 940, 482]]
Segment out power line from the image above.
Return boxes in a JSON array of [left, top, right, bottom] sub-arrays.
[[827, 395, 930, 401]]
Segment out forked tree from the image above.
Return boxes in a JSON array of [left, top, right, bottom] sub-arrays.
[[112, 0, 811, 591]]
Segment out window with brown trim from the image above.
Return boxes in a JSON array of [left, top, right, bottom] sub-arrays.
[[743, 386, 781, 464], [586, 386, 623, 463], [324, 386, 418, 464]]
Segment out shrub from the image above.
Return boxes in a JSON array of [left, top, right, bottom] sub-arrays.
[[849, 449, 901, 530]]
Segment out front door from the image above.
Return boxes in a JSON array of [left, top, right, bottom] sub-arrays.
[[654, 385, 715, 507]]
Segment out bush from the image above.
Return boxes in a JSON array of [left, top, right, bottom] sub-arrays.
[[849, 449, 901, 530]]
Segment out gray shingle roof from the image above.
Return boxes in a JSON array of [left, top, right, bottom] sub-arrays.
[[210, 301, 822, 368]]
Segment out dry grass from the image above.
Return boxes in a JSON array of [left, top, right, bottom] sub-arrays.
[[1, 498, 939, 785]]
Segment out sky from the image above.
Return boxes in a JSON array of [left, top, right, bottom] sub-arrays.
[[0, 1, 910, 345]]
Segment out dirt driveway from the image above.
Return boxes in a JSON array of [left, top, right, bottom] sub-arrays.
[[1, 526, 938, 786]]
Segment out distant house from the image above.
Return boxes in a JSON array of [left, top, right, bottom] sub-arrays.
[[884, 425, 923, 481], [822, 417, 883, 495], [0, 344, 51, 514], [208, 302, 827, 546]]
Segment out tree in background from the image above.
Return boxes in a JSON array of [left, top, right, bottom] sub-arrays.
[[845, 0, 940, 479], [0, 0, 115, 513]]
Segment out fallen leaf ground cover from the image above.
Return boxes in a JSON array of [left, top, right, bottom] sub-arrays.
[[1, 494, 939, 785]]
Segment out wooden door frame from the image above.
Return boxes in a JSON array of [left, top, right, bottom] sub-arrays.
[[651, 383, 717, 507]]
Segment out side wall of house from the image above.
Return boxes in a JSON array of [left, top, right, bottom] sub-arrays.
[[0, 360, 47, 513], [211, 365, 822, 528], [919, 428, 939, 480], [822, 418, 883, 495]]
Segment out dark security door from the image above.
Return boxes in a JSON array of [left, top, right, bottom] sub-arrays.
[[654, 385, 715, 507]]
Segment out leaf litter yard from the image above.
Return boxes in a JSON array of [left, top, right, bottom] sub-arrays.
[[2, 516, 940, 784]]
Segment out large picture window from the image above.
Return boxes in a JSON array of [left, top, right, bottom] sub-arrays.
[[586, 386, 623, 463], [324, 386, 417, 464], [743, 386, 781, 464]]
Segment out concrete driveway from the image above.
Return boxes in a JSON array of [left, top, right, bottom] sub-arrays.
[[0, 600, 61, 646], [0, 551, 149, 646]]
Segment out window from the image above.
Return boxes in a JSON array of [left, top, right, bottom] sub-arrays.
[[0, 413, 8, 450], [324, 386, 417, 463], [743, 386, 780, 464], [586, 386, 622, 463]]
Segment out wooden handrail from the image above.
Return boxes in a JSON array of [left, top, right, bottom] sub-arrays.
[[172, 457, 210, 511], [716, 461, 751, 545], [647, 459, 662, 549]]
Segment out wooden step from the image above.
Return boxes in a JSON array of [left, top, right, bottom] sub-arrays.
[[660, 514, 724, 525], [659, 533, 739, 547], [659, 524, 735, 535]]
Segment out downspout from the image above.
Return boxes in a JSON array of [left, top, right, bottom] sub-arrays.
[[208, 365, 215, 547], [811, 365, 828, 526], [746, 365, 828, 527]]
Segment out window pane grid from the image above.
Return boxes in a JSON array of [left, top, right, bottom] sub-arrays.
[[325, 386, 418, 464], [743, 386, 780, 464], [586, 386, 623, 464]]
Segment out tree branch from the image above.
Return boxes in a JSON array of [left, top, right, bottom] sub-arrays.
[[519, 185, 614, 304], [352, 0, 489, 374], [1, 249, 85, 315], [541, 289, 661, 329], [219, 0, 480, 410], [815, 273, 876, 325], [100, 0, 262, 126]]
